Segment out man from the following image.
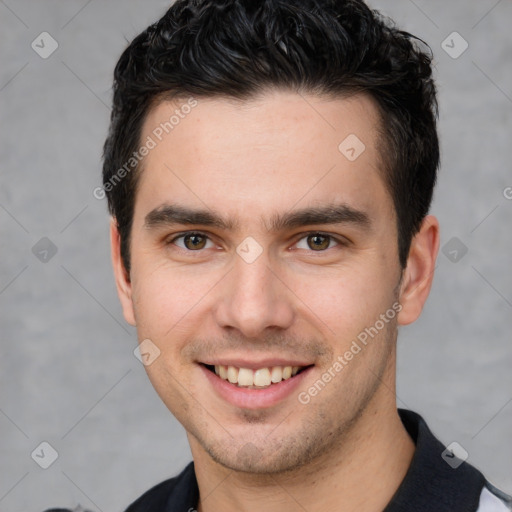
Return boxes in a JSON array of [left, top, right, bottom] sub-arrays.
[[99, 0, 511, 511]]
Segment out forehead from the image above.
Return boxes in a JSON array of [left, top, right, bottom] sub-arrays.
[[135, 90, 393, 228]]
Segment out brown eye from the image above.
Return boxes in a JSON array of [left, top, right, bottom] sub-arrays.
[[307, 234, 331, 251], [169, 232, 215, 253], [182, 233, 208, 250]]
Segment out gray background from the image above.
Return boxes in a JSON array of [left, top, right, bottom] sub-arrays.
[[1, 0, 511, 510]]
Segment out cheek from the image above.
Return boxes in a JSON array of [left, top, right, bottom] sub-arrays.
[[130, 266, 201, 336], [288, 261, 397, 339]]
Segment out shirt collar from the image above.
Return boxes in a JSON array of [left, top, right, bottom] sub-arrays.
[[383, 409, 485, 512]]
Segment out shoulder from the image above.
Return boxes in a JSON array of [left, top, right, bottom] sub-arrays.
[[123, 478, 176, 512], [389, 410, 509, 512], [124, 462, 197, 512]]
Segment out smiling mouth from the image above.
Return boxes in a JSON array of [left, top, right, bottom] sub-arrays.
[[203, 364, 312, 388]]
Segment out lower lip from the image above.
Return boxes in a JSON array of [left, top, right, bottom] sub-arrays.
[[200, 365, 313, 410]]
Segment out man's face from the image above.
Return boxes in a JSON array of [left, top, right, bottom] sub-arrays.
[[115, 90, 406, 473]]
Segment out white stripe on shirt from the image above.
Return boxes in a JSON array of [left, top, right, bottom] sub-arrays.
[[476, 486, 512, 512]]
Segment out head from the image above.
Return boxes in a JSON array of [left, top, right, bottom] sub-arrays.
[[104, 0, 440, 474]]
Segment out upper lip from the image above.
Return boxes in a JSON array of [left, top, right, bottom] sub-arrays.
[[199, 358, 313, 369]]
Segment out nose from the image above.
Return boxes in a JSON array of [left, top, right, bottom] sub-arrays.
[[213, 251, 295, 339]]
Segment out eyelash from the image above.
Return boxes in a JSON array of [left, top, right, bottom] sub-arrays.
[[167, 231, 348, 252]]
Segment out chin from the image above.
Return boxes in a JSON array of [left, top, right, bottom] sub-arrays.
[[198, 430, 327, 475]]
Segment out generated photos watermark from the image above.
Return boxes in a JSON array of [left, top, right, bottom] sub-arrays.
[[298, 302, 402, 405], [93, 96, 198, 200]]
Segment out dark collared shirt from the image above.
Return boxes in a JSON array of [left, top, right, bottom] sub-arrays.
[[124, 409, 512, 512]]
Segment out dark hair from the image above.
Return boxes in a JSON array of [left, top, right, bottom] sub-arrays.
[[103, 0, 439, 273]]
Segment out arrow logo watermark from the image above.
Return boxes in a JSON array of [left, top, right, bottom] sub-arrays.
[[31, 32, 59, 59], [441, 441, 468, 469], [31, 441, 59, 469], [134, 338, 161, 366], [442, 236, 468, 263], [32, 237, 58, 263], [338, 134, 366, 162], [236, 236, 263, 264], [441, 31, 468, 59]]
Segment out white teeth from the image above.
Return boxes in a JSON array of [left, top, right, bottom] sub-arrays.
[[219, 365, 228, 380], [237, 368, 254, 386], [270, 366, 283, 383], [227, 365, 239, 384], [213, 364, 304, 387], [253, 368, 271, 387]]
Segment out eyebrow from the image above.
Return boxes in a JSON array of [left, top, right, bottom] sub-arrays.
[[144, 203, 371, 232], [268, 204, 371, 231], [144, 204, 236, 230]]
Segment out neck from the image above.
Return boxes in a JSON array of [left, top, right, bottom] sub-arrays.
[[192, 394, 415, 512]]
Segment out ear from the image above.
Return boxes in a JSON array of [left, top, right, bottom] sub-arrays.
[[397, 215, 440, 326], [110, 218, 136, 326]]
